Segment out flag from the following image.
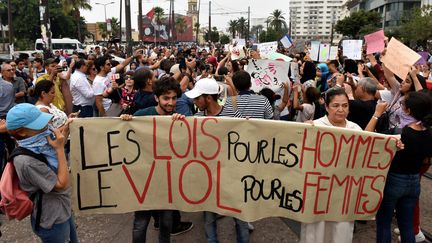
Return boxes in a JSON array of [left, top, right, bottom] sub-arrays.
[[280, 34, 293, 49], [146, 8, 155, 19]]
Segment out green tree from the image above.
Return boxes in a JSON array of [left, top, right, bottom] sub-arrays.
[[61, 0, 92, 42], [236, 17, 248, 38], [194, 22, 200, 43], [219, 34, 230, 44], [251, 24, 264, 42], [335, 10, 381, 38], [153, 6, 165, 44], [0, 0, 91, 50], [267, 9, 287, 33], [98, 17, 120, 40], [228, 19, 238, 38], [204, 26, 219, 43], [175, 17, 187, 34], [399, 6, 432, 46], [259, 28, 280, 42]]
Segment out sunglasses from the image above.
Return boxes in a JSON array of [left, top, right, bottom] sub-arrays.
[[125, 75, 134, 80]]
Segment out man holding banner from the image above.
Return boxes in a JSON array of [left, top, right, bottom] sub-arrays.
[[182, 77, 248, 243], [122, 76, 192, 243]]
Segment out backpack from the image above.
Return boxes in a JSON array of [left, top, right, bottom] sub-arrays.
[[0, 147, 48, 229]]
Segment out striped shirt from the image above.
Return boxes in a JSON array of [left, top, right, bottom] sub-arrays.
[[195, 105, 243, 118], [224, 93, 273, 119]]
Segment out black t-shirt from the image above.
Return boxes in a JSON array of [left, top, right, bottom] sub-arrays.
[[390, 127, 432, 174], [347, 99, 377, 130]]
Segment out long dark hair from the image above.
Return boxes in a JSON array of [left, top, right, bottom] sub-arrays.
[[31, 80, 55, 98], [404, 91, 432, 127]]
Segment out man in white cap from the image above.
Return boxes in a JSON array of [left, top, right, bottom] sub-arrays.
[[184, 78, 247, 243], [186, 78, 242, 117]]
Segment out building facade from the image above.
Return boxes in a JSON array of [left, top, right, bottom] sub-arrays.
[[347, 0, 421, 29], [289, 0, 349, 43]]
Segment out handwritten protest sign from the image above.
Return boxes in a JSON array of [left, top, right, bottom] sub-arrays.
[[416, 52, 430, 65], [364, 30, 385, 54], [310, 41, 320, 61], [246, 59, 290, 92], [70, 117, 397, 223], [342, 40, 363, 60], [319, 44, 330, 62], [234, 38, 246, 46], [381, 38, 421, 80], [257, 41, 278, 59], [229, 45, 246, 60], [268, 52, 292, 62], [329, 46, 339, 60]]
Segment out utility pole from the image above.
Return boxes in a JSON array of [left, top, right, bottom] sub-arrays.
[[39, 0, 51, 56], [168, 0, 172, 45], [125, 0, 132, 55], [172, 0, 175, 45], [138, 0, 143, 43], [247, 6, 250, 46], [208, 1, 211, 42], [197, 0, 201, 43]]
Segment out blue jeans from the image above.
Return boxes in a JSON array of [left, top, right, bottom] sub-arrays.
[[203, 212, 249, 243], [133, 210, 173, 243], [31, 216, 78, 243], [376, 172, 420, 243]]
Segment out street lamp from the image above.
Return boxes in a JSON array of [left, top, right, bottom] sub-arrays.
[[95, 1, 115, 32]]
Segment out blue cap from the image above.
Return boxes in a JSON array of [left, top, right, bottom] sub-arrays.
[[6, 103, 53, 131]]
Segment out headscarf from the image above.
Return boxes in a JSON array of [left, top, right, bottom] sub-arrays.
[[317, 63, 330, 92]]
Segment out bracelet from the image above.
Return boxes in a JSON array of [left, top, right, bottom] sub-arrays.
[[372, 115, 380, 120]]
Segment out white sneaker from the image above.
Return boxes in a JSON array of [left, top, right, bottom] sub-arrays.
[[397, 231, 426, 242], [415, 231, 426, 242]]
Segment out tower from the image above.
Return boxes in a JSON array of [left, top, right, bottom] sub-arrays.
[[187, 0, 199, 40]]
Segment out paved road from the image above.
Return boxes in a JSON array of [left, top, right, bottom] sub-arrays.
[[1, 170, 431, 243]]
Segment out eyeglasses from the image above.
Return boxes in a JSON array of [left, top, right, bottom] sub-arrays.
[[125, 75, 134, 80]]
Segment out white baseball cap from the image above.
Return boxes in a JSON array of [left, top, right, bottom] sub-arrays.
[[185, 78, 220, 99]]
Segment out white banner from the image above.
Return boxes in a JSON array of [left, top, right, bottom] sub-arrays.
[[246, 59, 290, 93]]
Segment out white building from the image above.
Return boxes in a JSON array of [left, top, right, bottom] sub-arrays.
[[422, 0, 432, 6], [289, 0, 349, 43]]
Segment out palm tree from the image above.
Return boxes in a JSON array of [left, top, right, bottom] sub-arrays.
[[61, 0, 92, 42], [251, 24, 264, 42], [228, 19, 238, 38], [175, 17, 187, 35], [236, 17, 247, 38], [98, 17, 120, 41], [194, 22, 200, 43], [154, 6, 165, 44], [267, 9, 288, 33]]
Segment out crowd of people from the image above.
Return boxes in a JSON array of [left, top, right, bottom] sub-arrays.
[[0, 39, 431, 243]]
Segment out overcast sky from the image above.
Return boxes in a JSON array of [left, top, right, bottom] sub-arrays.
[[81, 0, 289, 32]]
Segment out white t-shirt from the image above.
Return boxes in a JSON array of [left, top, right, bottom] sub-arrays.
[[296, 103, 315, 122], [92, 67, 116, 112]]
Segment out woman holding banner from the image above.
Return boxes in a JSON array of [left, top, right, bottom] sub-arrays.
[[300, 88, 362, 243]]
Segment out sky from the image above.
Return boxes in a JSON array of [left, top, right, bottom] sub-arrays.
[[81, 0, 289, 32]]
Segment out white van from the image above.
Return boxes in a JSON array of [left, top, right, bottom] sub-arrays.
[[35, 38, 85, 54]]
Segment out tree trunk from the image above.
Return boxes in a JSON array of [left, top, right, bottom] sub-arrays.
[[76, 10, 81, 42]]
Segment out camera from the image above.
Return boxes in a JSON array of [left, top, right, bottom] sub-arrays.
[[213, 75, 225, 82]]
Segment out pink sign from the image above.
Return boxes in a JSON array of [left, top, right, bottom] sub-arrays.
[[364, 30, 385, 55]]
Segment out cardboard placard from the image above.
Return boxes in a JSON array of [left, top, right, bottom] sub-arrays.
[[381, 38, 421, 80]]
